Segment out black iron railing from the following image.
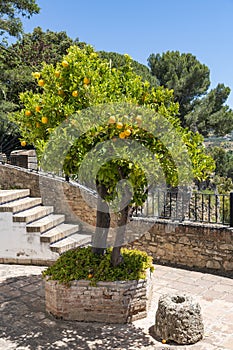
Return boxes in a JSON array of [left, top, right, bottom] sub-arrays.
[[134, 190, 233, 226]]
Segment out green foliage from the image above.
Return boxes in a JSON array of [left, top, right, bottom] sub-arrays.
[[185, 84, 233, 137], [0, 28, 79, 156], [1, 27, 78, 104], [207, 146, 233, 180], [0, 0, 40, 42], [99, 51, 159, 88], [42, 247, 154, 285], [0, 113, 20, 158], [182, 130, 215, 181], [148, 51, 210, 123], [11, 45, 179, 147], [148, 51, 233, 136], [212, 175, 233, 194]]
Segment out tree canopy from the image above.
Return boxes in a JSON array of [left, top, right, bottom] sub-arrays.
[[10, 44, 215, 265], [98, 51, 159, 89], [0, 27, 78, 156], [148, 51, 233, 136], [0, 0, 39, 43]]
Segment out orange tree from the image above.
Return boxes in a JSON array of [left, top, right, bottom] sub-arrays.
[[11, 45, 215, 265]]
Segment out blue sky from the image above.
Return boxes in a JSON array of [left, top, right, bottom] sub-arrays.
[[21, 0, 233, 108]]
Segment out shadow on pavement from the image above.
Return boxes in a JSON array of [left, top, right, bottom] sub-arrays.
[[0, 274, 157, 350]]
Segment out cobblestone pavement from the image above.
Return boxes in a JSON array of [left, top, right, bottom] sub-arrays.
[[0, 263, 233, 350]]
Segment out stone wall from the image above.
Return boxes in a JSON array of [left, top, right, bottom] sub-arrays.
[[128, 219, 233, 275], [45, 275, 151, 323]]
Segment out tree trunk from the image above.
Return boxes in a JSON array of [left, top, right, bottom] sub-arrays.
[[92, 183, 110, 256], [111, 205, 129, 267]]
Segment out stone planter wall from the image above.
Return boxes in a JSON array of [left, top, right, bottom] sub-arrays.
[[45, 274, 152, 323]]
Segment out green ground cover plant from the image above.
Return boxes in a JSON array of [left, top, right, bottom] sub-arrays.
[[43, 247, 154, 285]]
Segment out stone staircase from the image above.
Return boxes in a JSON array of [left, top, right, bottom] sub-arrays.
[[0, 189, 92, 264]]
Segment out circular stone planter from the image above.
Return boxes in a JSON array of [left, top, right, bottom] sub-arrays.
[[45, 271, 152, 324], [154, 293, 204, 344]]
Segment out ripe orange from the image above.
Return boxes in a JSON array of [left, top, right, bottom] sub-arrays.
[[35, 106, 41, 113], [88, 274, 93, 279], [72, 90, 78, 97], [119, 132, 126, 139], [116, 122, 123, 129], [161, 339, 166, 344], [38, 79, 45, 87], [55, 70, 60, 78], [83, 77, 90, 85], [62, 60, 69, 68], [32, 72, 40, 79], [25, 110, 32, 117], [108, 116, 116, 124], [41, 116, 48, 124], [21, 141, 26, 147], [124, 129, 131, 137]]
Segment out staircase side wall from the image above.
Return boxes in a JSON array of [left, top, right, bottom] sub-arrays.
[[0, 211, 58, 263], [0, 164, 97, 231]]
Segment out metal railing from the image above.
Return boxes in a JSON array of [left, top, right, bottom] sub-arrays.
[[1, 161, 233, 227], [134, 190, 233, 226]]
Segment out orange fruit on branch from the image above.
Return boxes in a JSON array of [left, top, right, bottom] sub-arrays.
[[116, 122, 123, 129], [32, 72, 40, 79], [72, 90, 78, 97], [41, 116, 48, 124], [35, 106, 41, 113], [38, 79, 45, 87], [83, 77, 90, 85], [119, 132, 126, 139], [25, 110, 32, 117], [21, 141, 26, 147], [124, 129, 131, 137], [62, 60, 69, 68]]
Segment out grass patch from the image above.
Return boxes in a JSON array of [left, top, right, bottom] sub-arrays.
[[43, 247, 154, 285]]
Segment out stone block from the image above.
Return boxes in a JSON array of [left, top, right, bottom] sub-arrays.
[[206, 260, 221, 269], [154, 293, 204, 345]]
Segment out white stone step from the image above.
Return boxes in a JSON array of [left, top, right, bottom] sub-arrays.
[[0, 189, 30, 204], [50, 233, 92, 254], [27, 214, 65, 233], [40, 223, 80, 243], [0, 197, 42, 213], [13, 206, 54, 223]]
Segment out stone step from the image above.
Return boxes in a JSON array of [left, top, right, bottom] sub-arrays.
[[50, 233, 92, 254], [26, 214, 65, 233], [0, 189, 30, 204], [40, 223, 80, 243], [13, 206, 54, 223], [0, 197, 42, 213]]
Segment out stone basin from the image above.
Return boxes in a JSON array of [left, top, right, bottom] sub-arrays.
[[154, 293, 204, 344]]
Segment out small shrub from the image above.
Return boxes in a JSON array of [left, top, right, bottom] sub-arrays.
[[42, 247, 154, 285]]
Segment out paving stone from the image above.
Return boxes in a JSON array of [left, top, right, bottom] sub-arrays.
[[0, 263, 233, 350]]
